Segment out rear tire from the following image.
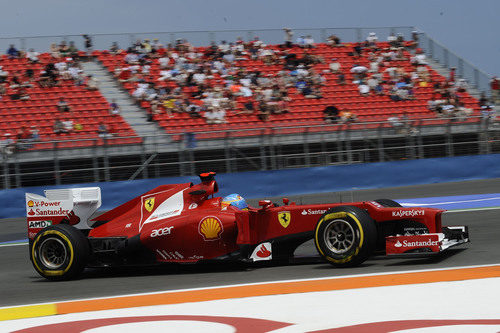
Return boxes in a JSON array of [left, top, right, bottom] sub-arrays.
[[314, 206, 377, 267], [31, 224, 89, 281]]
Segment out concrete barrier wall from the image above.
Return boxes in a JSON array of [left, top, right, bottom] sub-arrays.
[[2, 154, 500, 219]]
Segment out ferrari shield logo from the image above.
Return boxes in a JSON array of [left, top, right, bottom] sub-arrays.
[[278, 211, 291, 228], [144, 197, 155, 212]]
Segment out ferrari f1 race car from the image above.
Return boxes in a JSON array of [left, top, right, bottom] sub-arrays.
[[25, 172, 469, 281]]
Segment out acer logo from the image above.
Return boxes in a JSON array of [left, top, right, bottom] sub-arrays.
[[392, 210, 425, 218], [151, 226, 174, 238]]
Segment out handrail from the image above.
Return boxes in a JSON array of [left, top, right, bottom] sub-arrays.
[[14, 115, 488, 146]]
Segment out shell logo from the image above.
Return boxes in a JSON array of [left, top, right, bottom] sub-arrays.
[[27, 200, 34, 207], [198, 216, 223, 241]]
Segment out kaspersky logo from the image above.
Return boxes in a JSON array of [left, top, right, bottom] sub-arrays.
[[392, 210, 425, 218]]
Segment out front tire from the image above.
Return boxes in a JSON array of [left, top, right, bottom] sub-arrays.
[[31, 224, 89, 281], [314, 206, 377, 267]]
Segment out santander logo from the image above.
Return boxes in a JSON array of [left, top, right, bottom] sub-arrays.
[[394, 240, 402, 248]]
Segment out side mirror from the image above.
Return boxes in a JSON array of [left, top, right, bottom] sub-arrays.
[[283, 198, 289, 205]]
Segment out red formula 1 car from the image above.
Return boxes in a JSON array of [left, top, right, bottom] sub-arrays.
[[25, 172, 469, 280]]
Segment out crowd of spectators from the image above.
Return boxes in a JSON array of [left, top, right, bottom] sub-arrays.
[[109, 31, 337, 124], [0, 36, 110, 154], [0, 30, 494, 154], [0, 126, 40, 156], [340, 31, 487, 122]]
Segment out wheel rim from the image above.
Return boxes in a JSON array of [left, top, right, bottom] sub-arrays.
[[324, 219, 355, 254], [39, 237, 67, 269]]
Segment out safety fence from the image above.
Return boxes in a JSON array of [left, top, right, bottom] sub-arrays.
[[1, 116, 499, 189]]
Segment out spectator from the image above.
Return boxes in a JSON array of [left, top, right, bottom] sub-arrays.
[[85, 75, 98, 90], [388, 114, 404, 133], [491, 76, 499, 103], [350, 64, 368, 83], [323, 105, 339, 123], [479, 92, 489, 108], [0, 133, 16, 155], [296, 36, 306, 48], [412, 50, 427, 66], [50, 43, 60, 58], [455, 78, 469, 93], [328, 58, 341, 73], [366, 32, 378, 47], [28, 126, 40, 142], [57, 98, 72, 112], [358, 82, 370, 96], [54, 119, 66, 134], [97, 122, 110, 138], [283, 28, 294, 48], [411, 30, 420, 47], [326, 34, 341, 47], [59, 41, 70, 57], [339, 110, 357, 123], [109, 100, 120, 115], [158, 54, 170, 69], [449, 67, 456, 83], [0, 66, 8, 83], [83, 34, 93, 54], [62, 119, 74, 132], [68, 41, 79, 59], [110, 42, 120, 55], [353, 43, 362, 57], [6, 44, 20, 58], [303, 35, 315, 48], [337, 73, 346, 85], [26, 49, 39, 63], [16, 126, 31, 150], [387, 33, 398, 47]]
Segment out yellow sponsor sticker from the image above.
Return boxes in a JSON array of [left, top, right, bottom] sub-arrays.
[[144, 197, 155, 212], [278, 211, 291, 228]]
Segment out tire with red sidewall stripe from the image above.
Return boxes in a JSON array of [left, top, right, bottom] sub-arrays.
[[31, 224, 89, 281], [314, 206, 377, 267]]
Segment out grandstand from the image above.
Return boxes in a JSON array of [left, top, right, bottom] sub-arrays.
[[0, 53, 140, 149], [0, 27, 497, 188]]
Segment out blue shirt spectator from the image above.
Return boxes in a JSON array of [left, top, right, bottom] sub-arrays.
[[7, 45, 19, 58]]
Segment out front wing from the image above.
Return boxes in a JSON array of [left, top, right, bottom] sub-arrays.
[[385, 226, 469, 255]]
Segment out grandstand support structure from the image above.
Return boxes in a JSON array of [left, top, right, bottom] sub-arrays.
[[80, 60, 162, 137], [2, 117, 499, 189]]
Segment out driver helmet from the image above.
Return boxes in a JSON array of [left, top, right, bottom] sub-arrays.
[[221, 193, 248, 210]]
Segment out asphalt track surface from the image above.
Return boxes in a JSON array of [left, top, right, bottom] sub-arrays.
[[1, 178, 500, 307]]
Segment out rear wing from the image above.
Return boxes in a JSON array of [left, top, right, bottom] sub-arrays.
[[26, 187, 101, 239]]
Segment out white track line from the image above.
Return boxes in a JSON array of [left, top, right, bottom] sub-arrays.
[[0, 242, 28, 248], [1, 262, 499, 310], [401, 196, 500, 206]]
